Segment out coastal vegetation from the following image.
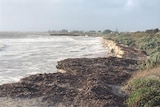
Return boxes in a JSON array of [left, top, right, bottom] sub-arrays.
[[103, 28, 160, 69], [125, 66, 160, 107], [103, 28, 160, 107]]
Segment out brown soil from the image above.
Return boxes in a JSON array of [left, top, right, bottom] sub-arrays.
[[0, 57, 138, 107]]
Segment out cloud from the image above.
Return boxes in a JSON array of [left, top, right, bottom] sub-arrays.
[[1, 0, 160, 31], [124, 0, 138, 10], [126, 0, 134, 7], [124, 0, 160, 11]]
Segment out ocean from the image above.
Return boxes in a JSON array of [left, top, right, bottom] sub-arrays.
[[0, 32, 106, 85]]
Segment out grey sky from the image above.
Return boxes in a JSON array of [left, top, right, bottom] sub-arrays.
[[0, 0, 160, 31]]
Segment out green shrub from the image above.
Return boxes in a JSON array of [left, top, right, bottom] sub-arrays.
[[140, 36, 160, 51], [116, 38, 135, 47], [140, 52, 160, 69], [126, 78, 160, 107], [104, 31, 160, 69]]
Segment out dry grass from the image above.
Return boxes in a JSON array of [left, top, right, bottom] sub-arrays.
[[129, 66, 160, 81]]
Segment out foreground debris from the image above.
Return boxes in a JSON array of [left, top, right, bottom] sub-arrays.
[[0, 57, 138, 107]]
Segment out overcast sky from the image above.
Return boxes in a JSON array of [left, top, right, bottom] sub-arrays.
[[0, 0, 160, 31]]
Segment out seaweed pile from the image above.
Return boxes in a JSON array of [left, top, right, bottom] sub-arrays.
[[0, 57, 137, 107]]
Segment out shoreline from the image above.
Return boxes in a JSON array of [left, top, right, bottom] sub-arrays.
[[102, 38, 147, 60], [0, 37, 146, 107]]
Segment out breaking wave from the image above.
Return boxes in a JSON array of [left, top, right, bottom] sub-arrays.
[[0, 34, 106, 85]]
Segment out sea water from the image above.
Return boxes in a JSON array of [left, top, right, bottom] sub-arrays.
[[0, 33, 106, 85]]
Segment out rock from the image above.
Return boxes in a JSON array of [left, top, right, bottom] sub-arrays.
[[0, 57, 138, 107]]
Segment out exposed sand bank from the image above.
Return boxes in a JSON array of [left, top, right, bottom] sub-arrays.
[[102, 39, 147, 60]]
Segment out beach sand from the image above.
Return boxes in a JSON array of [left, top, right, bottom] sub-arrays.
[[0, 97, 47, 107]]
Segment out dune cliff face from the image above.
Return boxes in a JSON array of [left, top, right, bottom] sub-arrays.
[[103, 39, 147, 60], [102, 39, 124, 58]]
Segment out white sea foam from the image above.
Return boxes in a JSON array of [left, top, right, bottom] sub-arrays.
[[0, 35, 106, 85], [0, 43, 6, 51]]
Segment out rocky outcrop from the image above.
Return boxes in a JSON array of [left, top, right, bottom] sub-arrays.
[[0, 57, 138, 107]]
